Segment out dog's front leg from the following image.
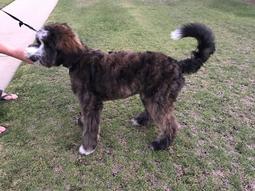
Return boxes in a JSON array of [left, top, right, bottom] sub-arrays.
[[78, 95, 103, 155]]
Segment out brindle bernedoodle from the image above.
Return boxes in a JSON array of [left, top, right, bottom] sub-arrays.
[[26, 22, 215, 155]]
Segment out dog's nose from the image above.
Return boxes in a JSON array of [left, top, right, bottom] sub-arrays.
[[29, 55, 39, 62]]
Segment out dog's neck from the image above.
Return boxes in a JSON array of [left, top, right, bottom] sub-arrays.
[[61, 45, 89, 69], [61, 52, 83, 69]]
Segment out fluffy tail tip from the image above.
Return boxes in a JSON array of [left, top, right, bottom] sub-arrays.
[[170, 28, 182, 40]]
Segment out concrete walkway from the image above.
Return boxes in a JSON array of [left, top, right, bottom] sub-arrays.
[[0, 0, 59, 90]]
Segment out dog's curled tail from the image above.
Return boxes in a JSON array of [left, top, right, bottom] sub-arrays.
[[171, 23, 215, 74]]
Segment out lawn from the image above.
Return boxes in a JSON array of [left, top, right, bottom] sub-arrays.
[[0, 0, 12, 8], [1, 0, 254, 190]]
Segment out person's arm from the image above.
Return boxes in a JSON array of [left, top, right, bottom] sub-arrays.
[[0, 43, 32, 64]]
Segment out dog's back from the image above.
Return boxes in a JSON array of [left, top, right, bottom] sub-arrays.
[[72, 49, 182, 101]]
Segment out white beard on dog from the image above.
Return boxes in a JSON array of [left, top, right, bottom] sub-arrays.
[[26, 42, 45, 65]]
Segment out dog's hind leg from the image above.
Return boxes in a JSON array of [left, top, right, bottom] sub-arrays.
[[143, 97, 179, 150], [74, 112, 82, 128], [131, 111, 152, 127], [131, 96, 153, 127], [78, 95, 103, 155]]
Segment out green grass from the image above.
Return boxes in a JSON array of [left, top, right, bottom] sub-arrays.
[[1, 0, 255, 190], [0, 0, 13, 7]]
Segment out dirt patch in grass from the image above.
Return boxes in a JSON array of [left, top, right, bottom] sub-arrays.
[[245, 180, 255, 191], [75, 0, 99, 7], [244, 0, 255, 5]]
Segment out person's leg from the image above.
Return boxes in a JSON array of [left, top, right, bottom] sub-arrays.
[[0, 125, 8, 136], [0, 89, 18, 101], [0, 89, 16, 136]]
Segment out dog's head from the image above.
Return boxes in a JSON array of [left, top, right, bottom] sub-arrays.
[[26, 23, 84, 67]]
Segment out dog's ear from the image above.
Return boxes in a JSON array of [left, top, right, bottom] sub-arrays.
[[54, 23, 83, 54], [61, 23, 70, 29], [56, 35, 83, 55], [42, 23, 84, 57]]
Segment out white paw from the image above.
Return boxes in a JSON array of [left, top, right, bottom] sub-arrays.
[[131, 118, 140, 126], [79, 145, 95, 155]]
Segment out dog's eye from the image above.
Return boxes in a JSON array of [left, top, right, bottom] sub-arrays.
[[35, 38, 41, 46]]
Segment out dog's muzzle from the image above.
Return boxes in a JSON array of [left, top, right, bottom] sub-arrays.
[[26, 46, 40, 62]]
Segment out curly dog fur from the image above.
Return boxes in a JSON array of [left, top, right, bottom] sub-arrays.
[[26, 23, 215, 155]]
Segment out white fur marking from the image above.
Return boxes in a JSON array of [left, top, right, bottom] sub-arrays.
[[25, 47, 39, 57], [79, 145, 95, 155], [170, 29, 182, 40], [37, 29, 48, 40], [131, 118, 140, 126], [25, 42, 45, 62]]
